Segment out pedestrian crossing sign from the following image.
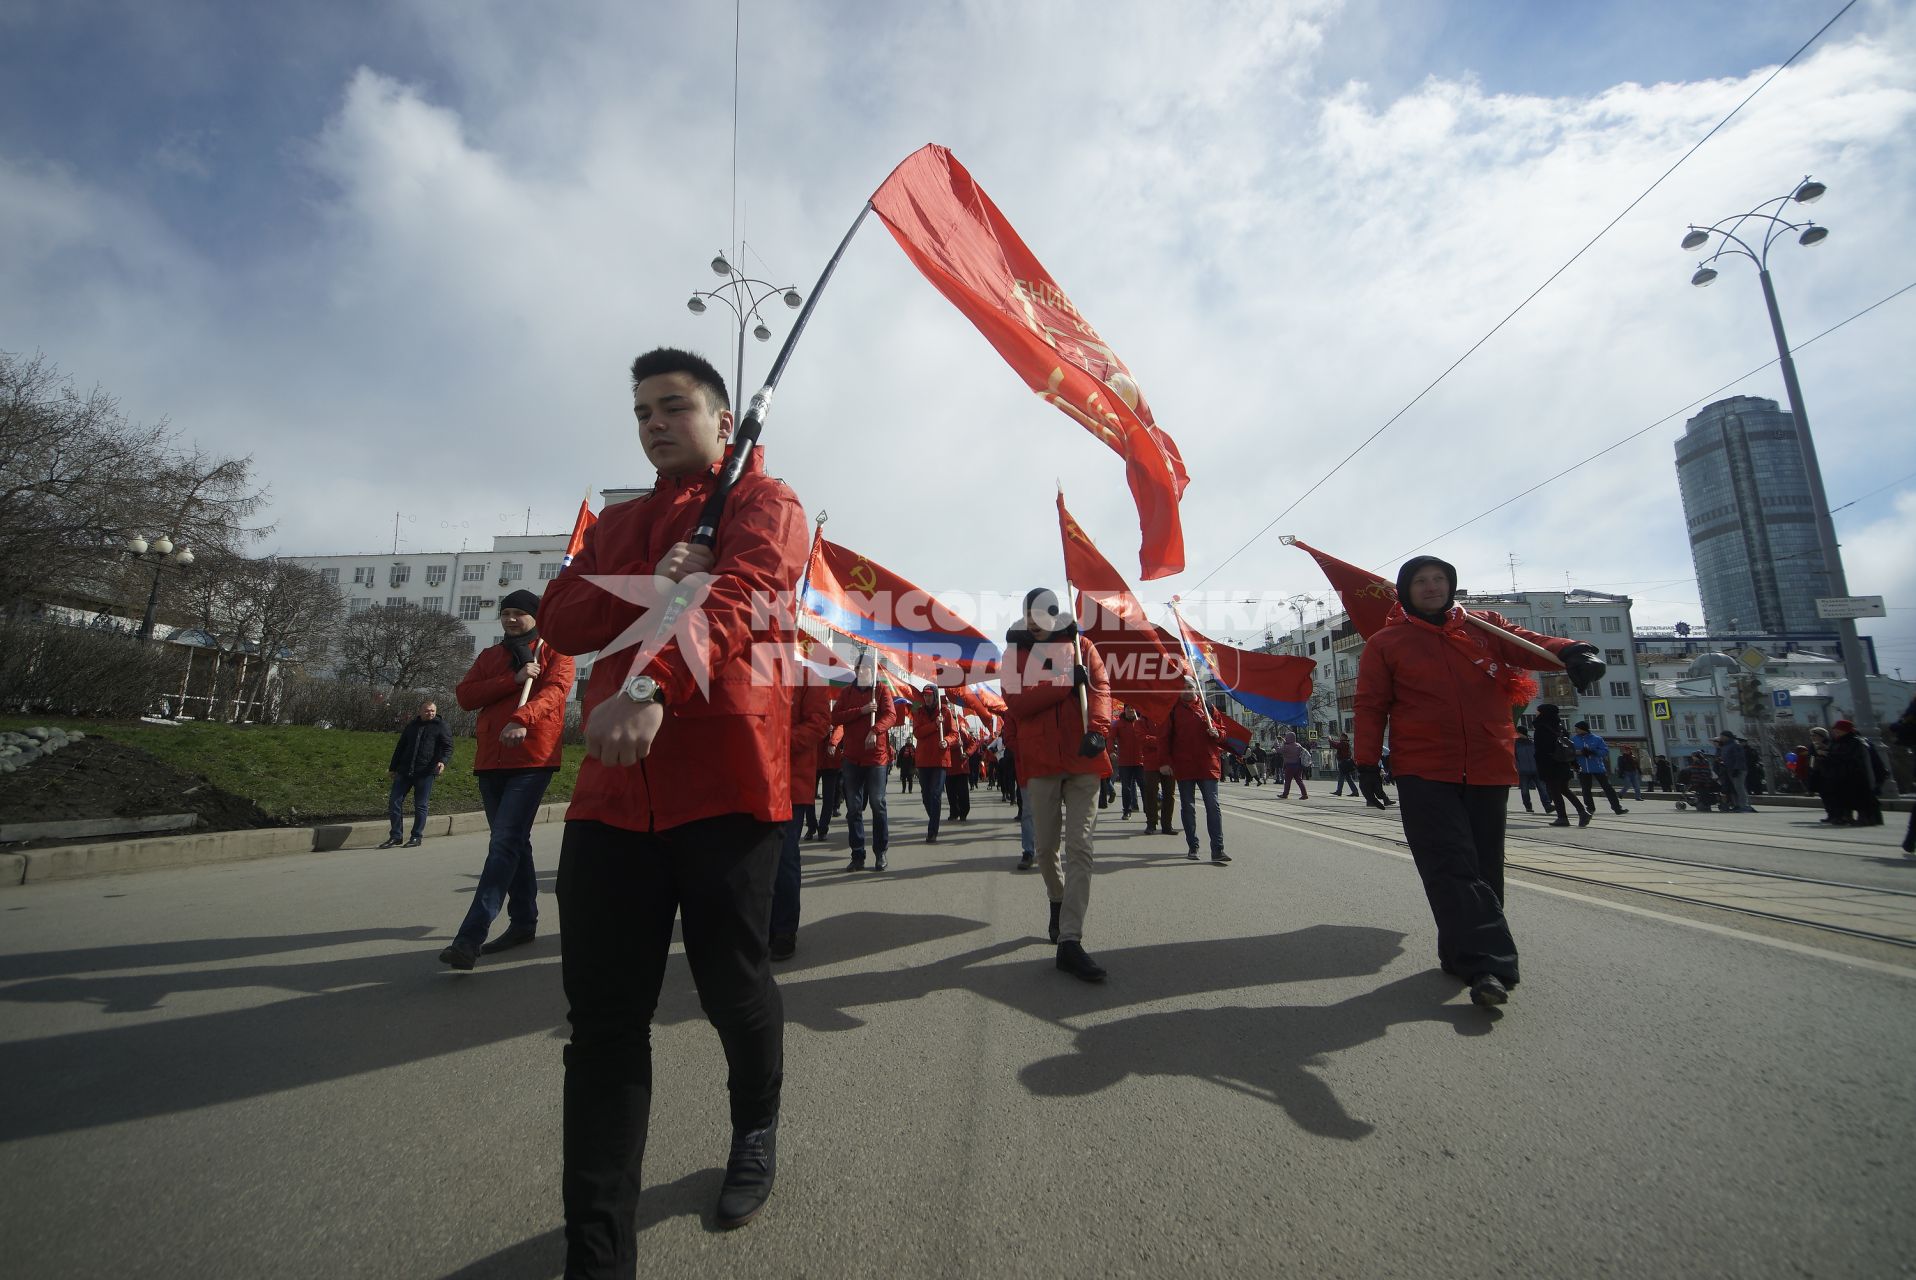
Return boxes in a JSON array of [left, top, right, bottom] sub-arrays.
[[1650, 698, 1671, 720]]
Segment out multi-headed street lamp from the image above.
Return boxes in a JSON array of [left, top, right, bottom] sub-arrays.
[[1681, 176, 1878, 735], [687, 251, 802, 409], [121, 533, 195, 642]]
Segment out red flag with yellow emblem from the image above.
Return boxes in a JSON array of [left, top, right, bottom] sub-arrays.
[[872, 145, 1189, 579]]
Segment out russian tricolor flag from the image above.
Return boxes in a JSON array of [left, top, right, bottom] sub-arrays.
[[799, 537, 1000, 683], [1173, 611, 1314, 728]]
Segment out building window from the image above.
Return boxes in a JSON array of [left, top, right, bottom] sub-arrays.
[[501, 562, 523, 582], [389, 564, 411, 587], [349, 597, 370, 614], [467, 636, 480, 655], [1600, 616, 1622, 633], [1609, 681, 1631, 698], [1605, 649, 1626, 666], [459, 595, 484, 621], [1588, 715, 1606, 732], [463, 563, 488, 582], [1569, 617, 1592, 633], [1307, 640, 1317, 655], [538, 562, 560, 580], [1616, 715, 1637, 731], [320, 567, 339, 585], [421, 597, 445, 613], [426, 565, 447, 587], [386, 596, 406, 609], [353, 566, 374, 586], [1541, 617, 1559, 633]]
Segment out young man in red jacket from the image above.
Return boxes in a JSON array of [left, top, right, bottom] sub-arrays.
[[1138, 711, 1176, 835], [440, 592, 575, 968], [1004, 588, 1113, 982], [1353, 555, 1602, 1009], [831, 652, 897, 870], [1165, 688, 1230, 863], [537, 348, 808, 1264], [1110, 705, 1148, 820], [910, 685, 962, 843], [771, 668, 834, 961]]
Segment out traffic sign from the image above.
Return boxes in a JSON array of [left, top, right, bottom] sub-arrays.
[[1815, 595, 1887, 620], [1650, 698, 1671, 720], [1738, 647, 1767, 669], [1772, 689, 1792, 709]]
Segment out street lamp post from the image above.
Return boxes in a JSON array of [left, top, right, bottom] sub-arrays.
[[687, 251, 802, 408], [1681, 176, 1879, 736], [121, 534, 195, 641]]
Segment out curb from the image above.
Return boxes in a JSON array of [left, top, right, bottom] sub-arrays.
[[0, 803, 569, 888]]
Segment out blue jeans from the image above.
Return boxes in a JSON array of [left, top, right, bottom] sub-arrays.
[[1517, 773, 1547, 811], [1117, 764, 1143, 815], [1178, 778, 1224, 855], [843, 763, 889, 859], [387, 772, 436, 841], [455, 769, 553, 948], [772, 805, 804, 938], [918, 766, 947, 839], [1019, 785, 1035, 856], [1620, 770, 1643, 800]]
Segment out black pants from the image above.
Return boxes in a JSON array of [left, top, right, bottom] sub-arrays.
[[558, 815, 785, 1279], [1140, 771, 1176, 832], [1580, 771, 1625, 813], [816, 770, 840, 835], [1538, 769, 1588, 822], [945, 772, 971, 820], [1394, 776, 1519, 985]]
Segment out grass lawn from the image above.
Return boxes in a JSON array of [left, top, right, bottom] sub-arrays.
[[0, 716, 581, 823]]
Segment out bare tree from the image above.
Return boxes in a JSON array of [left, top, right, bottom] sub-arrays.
[[332, 603, 473, 692], [177, 552, 344, 719], [0, 351, 271, 617]]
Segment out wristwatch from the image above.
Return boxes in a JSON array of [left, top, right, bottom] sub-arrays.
[[620, 673, 665, 706]]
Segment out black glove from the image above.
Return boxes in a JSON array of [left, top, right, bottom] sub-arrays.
[[1357, 764, 1386, 806], [1078, 731, 1107, 758], [1558, 642, 1606, 696], [1072, 662, 1089, 690]]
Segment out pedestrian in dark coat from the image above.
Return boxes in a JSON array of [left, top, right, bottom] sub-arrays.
[[1825, 719, 1882, 827], [1532, 704, 1592, 828], [383, 700, 455, 847]]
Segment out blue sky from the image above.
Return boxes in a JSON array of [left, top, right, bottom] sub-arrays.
[[3, 0, 1913, 672]]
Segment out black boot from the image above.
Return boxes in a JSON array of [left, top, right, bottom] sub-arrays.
[[1056, 940, 1106, 982], [1047, 900, 1062, 944], [1469, 974, 1509, 1007], [715, 1117, 778, 1229]]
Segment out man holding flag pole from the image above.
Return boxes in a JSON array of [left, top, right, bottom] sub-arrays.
[[832, 648, 898, 871]]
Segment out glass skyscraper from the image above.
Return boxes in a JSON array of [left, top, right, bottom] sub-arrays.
[[1675, 395, 1830, 634]]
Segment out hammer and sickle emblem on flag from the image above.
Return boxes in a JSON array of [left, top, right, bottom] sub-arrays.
[[849, 561, 879, 597]]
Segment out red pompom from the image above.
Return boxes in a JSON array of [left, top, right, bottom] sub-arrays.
[[1501, 670, 1539, 707]]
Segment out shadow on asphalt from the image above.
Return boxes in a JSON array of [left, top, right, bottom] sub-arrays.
[[434, 1165, 724, 1280], [1019, 970, 1495, 1139], [0, 926, 439, 983]]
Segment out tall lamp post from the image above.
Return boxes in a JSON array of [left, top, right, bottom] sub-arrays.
[[121, 534, 195, 641], [1681, 176, 1878, 735], [687, 251, 802, 407]]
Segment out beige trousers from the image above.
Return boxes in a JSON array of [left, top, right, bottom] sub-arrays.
[[1028, 771, 1099, 942]]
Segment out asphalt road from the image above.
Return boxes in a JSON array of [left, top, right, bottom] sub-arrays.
[[2, 784, 1912, 1279]]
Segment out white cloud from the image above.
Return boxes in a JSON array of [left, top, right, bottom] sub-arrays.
[[1, 0, 1912, 669]]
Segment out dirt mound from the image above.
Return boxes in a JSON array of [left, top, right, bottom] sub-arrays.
[[0, 736, 274, 838]]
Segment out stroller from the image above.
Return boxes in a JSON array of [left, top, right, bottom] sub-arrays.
[[1674, 753, 1723, 812]]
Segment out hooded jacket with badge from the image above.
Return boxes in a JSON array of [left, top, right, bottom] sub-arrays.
[[1353, 555, 1580, 787], [1002, 612, 1113, 787], [537, 449, 809, 832]]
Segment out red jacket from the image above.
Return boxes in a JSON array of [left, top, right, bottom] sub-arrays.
[[911, 701, 963, 769], [1113, 714, 1149, 767], [538, 451, 808, 831], [832, 680, 899, 767], [1164, 698, 1223, 781], [1004, 631, 1113, 785], [818, 722, 844, 772], [788, 682, 833, 808], [1138, 714, 1169, 773], [454, 639, 576, 771], [1353, 605, 1575, 786]]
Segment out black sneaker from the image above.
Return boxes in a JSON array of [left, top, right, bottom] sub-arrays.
[[1613, 807, 1629, 815], [1016, 853, 1034, 871], [1578, 811, 1593, 827], [769, 933, 796, 962], [403, 836, 423, 848], [479, 927, 536, 955], [846, 857, 865, 872], [873, 854, 888, 871], [1056, 940, 1106, 982], [1549, 818, 1570, 827], [377, 837, 401, 850], [1048, 901, 1062, 944], [1186, 849, 1200, 861], [1211, 852, 1232, 865], [438, 940, 478, 971], [1469, 974, 1509, 1007], [715, 1118, 778, 1230]]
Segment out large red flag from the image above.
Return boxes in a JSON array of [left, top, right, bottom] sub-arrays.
[[1287, 537, 1398, 640], [872, 144, 1190, 579], [1058, 491, 1152, 630], [1054, 491, 1184, 716], [561, 496, 597, 569]]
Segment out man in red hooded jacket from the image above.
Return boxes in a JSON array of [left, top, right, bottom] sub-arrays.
[[537, 348, 808, 1262], [1005, 588, 1113, 982], [439, 591, 576, 969], [1354, 554, 1603, 1009], [831, 651, 898, 870], [1165, 687, 1230, 864]]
